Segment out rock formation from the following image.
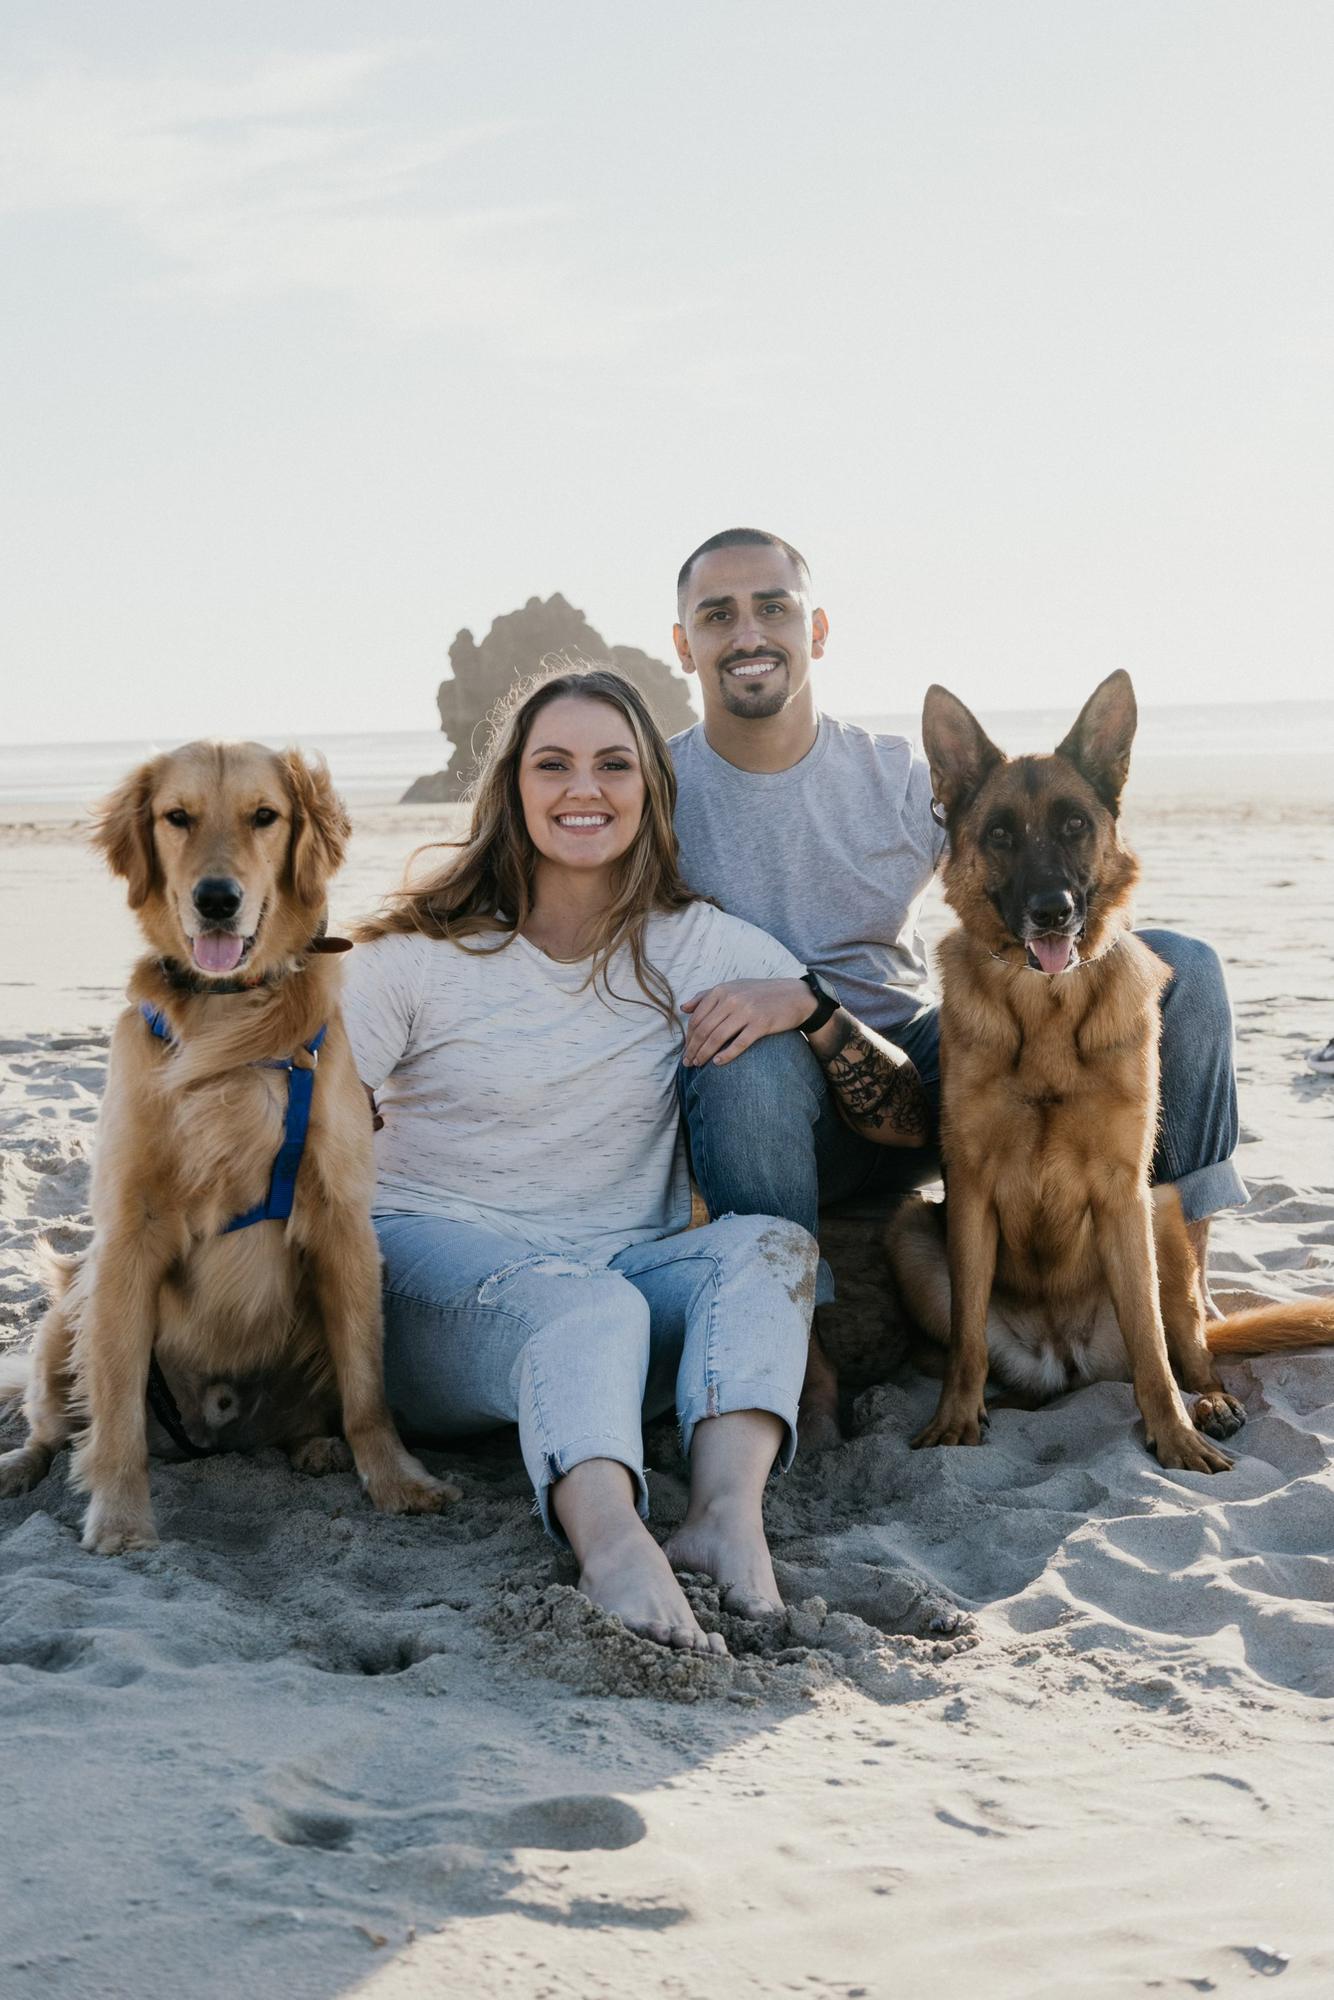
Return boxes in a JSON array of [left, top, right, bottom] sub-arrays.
[[402, 594, 698, 803]]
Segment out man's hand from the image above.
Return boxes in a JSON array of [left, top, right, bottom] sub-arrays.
[[681, 978, 813, 1067]]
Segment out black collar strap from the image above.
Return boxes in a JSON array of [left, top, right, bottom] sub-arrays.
[[156, 919, 353, 996], [146, 1352, 215, 1459]]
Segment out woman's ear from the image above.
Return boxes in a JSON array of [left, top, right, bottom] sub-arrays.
[[279, 751, 351, 906], [90, 759, 162, 908]]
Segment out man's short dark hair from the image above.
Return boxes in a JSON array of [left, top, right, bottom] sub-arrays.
[[676, 528, 811, 611]]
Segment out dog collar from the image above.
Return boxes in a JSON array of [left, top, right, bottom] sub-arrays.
[[156, 919, 352, 996]]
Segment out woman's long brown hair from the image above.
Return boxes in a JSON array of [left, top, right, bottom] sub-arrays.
[[354, 661, 699, 1019]]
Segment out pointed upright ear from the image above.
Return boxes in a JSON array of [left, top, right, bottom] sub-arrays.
[[1055, 670, 1137, 808], [90, 758, 163, 909], [921, 685, 1004, 816], [280, 751, 351, 906]]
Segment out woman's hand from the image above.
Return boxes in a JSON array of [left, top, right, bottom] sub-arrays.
[[681, 978, 813, 1067]]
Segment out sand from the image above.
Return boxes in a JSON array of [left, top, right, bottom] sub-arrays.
[[2, 778, 1333, 1998]]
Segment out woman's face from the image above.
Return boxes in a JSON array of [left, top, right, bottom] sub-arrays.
[[517, 696, 647, 875]]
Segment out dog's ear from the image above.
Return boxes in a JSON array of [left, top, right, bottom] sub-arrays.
[[922, 685, 1004, 816], [279, 751, 351, 906], [1055, 670, 1137, 809], [90, 759, 162, 909]]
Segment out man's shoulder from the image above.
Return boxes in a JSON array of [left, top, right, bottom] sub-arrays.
[[667, 721, 704, 765]]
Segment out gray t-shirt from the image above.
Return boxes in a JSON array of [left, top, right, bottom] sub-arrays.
[[670, 715, 945, 1037]]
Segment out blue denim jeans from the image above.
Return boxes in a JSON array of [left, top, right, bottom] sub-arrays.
[[373, 1210, 816, 1541], [681, 930, 1247, 1308]]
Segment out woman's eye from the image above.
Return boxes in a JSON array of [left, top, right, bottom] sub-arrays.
[[537, 760, 566, 771], [253, 807, 279, 828], [164, 809, 190, 829], [601, 760, 630, 772]]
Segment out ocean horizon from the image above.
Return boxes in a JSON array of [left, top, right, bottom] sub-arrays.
[[3, 699, 1333, 808]]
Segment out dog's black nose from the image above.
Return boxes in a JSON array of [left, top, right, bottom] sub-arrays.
[[1026, 887, 1076, 932], [193, 876, 244, 922]]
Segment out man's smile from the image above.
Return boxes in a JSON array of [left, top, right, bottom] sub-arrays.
[[722, 652, 783, 681]]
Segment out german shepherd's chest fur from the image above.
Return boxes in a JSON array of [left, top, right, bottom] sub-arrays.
[[937, 924, 1169, 1381]]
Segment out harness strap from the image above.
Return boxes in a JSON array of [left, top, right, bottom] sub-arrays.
[[139, 1005, 326, 1231]]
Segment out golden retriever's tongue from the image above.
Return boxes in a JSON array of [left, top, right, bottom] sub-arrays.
[[193, 932, 245, 974], [1030, 935, 1075, 975]]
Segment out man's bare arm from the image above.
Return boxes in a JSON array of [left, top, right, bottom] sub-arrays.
[[805, 1009, 930, 1147]]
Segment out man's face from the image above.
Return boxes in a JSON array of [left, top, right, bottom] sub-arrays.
[[674, 545, 828, 722]]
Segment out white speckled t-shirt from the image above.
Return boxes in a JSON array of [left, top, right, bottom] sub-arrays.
[[340, 900, 801, 1262]]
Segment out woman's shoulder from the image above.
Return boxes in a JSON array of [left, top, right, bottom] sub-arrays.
[[645, 899, 800, 979]]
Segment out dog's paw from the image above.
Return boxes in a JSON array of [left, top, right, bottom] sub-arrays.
[[1190, 1390, 1246, 1441], [911, 1399, 990, 1450], [365, 1456, 461, 1516], [1149, 1424, 1232, 1475], [81, 1495, 159, 1555], [287, 1435, 355, 1477], [0, 1444, 52, 1498]]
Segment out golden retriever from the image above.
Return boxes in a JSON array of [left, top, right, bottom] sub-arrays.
[[0, 741, 452, 1552]]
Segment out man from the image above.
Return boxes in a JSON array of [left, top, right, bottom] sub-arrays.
[[669, 526, 1247, 1440]]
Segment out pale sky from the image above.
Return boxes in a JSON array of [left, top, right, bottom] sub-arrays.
[[3, 1, 1331, 745]]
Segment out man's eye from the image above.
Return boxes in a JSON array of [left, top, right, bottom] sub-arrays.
[[252, 807, 279, 828], [163, 809, 190, 829], [706, 609, 730, 622], [761, 602, 787, 615]]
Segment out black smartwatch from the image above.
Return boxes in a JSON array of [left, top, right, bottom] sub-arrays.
[[798, 968, 840, 1036]]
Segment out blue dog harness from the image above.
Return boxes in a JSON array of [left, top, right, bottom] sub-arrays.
[[139, 1004, 327, 1232]]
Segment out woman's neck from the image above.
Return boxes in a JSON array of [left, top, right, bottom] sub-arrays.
[[522, 861, 615, 961]]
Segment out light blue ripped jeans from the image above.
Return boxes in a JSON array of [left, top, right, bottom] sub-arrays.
[[373, 1211, 817, 1541]]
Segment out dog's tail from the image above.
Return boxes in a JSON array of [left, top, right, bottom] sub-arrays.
[[0, 1349, 31, 1412], [1206, 1297, 1334, 1356]]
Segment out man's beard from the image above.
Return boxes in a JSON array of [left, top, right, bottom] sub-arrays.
[[716, 661, 791, 719]]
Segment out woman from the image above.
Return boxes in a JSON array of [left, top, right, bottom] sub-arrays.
[[343, 665, 818, 1656]]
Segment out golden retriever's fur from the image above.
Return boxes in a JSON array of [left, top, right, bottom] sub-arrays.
[[888, 673, 1334, 1472], [0, 741, 450, 1552]]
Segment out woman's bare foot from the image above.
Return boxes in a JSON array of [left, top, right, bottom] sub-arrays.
[[580, 1511, 726, 1655], [553, 1457, 726, 1656], [664, 1409, 787, 1621], [664, 1498, 783, 1621]]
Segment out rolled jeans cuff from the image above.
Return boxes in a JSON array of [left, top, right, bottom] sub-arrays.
[[1168, 1157, 1249, 1225], [676, 1379, 800, 1477], [529, 1433, 649, 1548]]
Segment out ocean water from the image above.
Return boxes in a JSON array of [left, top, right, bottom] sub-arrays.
[[1, 703, 1331, 809]]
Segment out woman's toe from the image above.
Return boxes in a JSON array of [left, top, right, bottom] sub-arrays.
[[705, 1629, 728, 1657]]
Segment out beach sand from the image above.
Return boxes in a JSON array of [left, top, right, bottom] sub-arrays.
[[1, 775, 1332, 1998]]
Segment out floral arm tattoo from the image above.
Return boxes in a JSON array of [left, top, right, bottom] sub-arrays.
[[810, 1010, 930, 1144]]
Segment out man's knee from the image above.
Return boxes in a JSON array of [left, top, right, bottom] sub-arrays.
[[680, 1028, 824, 1124], [1141, 930, 1233, 1037]]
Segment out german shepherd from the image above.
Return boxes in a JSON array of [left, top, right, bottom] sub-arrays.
[[887, 670, 1334, 1472]]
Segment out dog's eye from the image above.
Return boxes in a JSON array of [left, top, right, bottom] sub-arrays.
[[163, 809, 191, 830], [252, 807, 279, 828], [1063, 813, 1088, 836], [985, 823, 1012, 848]]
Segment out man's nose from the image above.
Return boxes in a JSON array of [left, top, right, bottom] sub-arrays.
[[193, 876, 244, 922], [1025, 886, 1076, 931]]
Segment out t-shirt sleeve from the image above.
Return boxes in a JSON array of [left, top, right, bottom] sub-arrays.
[[340, 933, 425, 1090], [685, 903, 805, 988]]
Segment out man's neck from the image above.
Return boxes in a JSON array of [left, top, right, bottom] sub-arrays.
[[700, 690, 821, 774]]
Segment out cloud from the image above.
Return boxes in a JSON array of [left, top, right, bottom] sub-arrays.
[[0, 45, 634, 350]]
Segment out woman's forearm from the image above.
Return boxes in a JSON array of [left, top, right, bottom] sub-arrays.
[[806, 1009, 930, 1147]]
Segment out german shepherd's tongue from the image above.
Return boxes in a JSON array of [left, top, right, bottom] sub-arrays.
[[1027, 934, 1076, 975], [193, 932, 246, 974]]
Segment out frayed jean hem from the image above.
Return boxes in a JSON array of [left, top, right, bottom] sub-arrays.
[[529, 1435, 650, 1547], [677, 1381, 800, 1477]]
